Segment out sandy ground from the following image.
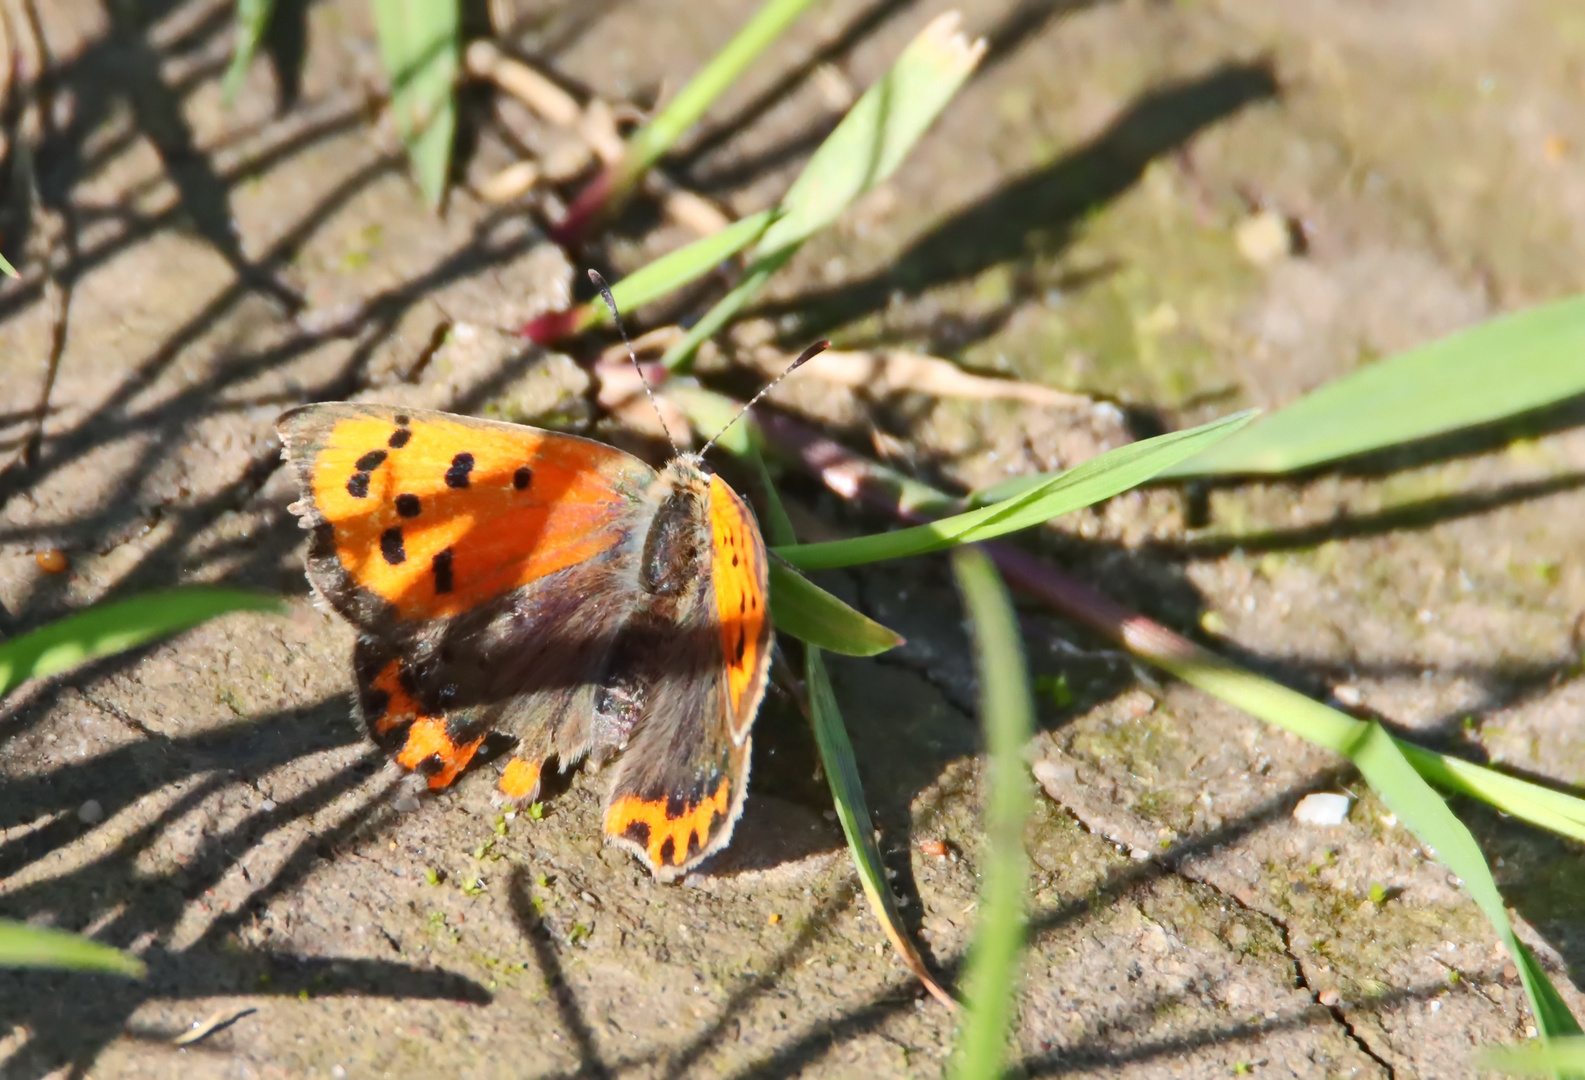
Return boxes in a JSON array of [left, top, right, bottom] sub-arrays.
[[2, 0, 1585, 1076]]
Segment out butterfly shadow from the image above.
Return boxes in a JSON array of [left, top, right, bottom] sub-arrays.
[[0, 679, 492, 1079]]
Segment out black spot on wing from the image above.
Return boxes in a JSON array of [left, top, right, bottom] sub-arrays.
[[346, 472, 371, 499], [445, 453, 474, 489], [379, 526, 406, 565], [388, 428, 411, 449], [356, 449, 387, 472], [658, 836, 676, 866], [433, 548, 455, 594], [363, 687, 390, 718], [395, 414, 411, 426], [513, 465, 533, 490], [395, 493, 421, 518]]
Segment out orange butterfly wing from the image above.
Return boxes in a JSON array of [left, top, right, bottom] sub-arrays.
[[279, 404, 655, 624], [707, 476, 773, 738], [601, 468, 774, 880]]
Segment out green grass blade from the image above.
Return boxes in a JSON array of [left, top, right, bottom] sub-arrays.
[[769, 560, 903, 656], [1149, 644, 1581, 1041], [1398, 744, 1585, 844], [0, 920, 145, 977], [662, 252, 790, 371], [617, 0, 819, 194], [0, 249, 17, 278], [598, 209, 780, 322], [371, 0, 459, 209], [1164, 296, 1585, 478], [717, 403, 949, 1004], [222, 0, 276, 105], [1479, 1036, 1585, 1076], [663, 13, 985, 372], [806, 647, 955, 1007], [776, 411, 1253, 570], [0, 588, 288, 697], [948, 547, 1034, 1080], [754, 13, 984, 257]]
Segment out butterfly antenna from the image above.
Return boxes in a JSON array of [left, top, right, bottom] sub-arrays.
[[699, 339, 830, 458], [588, 269, 679, 454]]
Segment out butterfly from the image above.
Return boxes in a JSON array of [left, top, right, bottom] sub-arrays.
[[276, 400, 777, 881]]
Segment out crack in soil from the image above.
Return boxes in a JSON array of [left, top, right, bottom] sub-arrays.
[[1042, 777, 1400, 1077]]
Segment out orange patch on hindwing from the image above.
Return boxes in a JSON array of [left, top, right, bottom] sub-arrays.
[[396, 716, 484, 790], [708, 478, 768, 721], [367, 660, 421, 735], [605, 781, 732, 870], [304, 411, 641, 619], [364, 659, 481, 790], [499, 757, 542, 800]]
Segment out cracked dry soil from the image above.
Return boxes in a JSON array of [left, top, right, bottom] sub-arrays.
[[3, 0, 1585, 1077]]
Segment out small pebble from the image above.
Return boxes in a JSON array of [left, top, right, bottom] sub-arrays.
[[766, 913, 781, 926], [918, 839, 949, 858], [35, 550, 68, 574], [260, 799, 277, 813], [1235, 209, 1295, 265], [1293, 792, 1352, 826], [1317, 988, 1342, 1008], [77, 799, 104, 825]]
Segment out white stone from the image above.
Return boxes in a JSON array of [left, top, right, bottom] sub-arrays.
[[1293, 793, 1352, 826]]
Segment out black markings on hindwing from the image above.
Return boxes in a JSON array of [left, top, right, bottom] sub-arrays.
[[388, 428, 411, 449], [513, 465, 533, 490], [395, 493, 421, 518]]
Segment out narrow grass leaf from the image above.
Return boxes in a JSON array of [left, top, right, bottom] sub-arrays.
[[1398, 744, 1585, 844], [223, 0, 277, 105], [1478, 1036, 1585, 1076], [0, 921, 145, 977], [734, 416, 947, 1003], [1163, 296, 1585, 477], [662, 253, 790, 371], [769, 560, 903, 657], [662, 13, 984, 371], [948, 547, 1034, 1080], [754, 13, 984, 256], [618, 0, 819, 193], [0, 250, 17, 278], [777, 411, 1253, 570], [1144, 641, 1581, 1040], [806, 648, 955, 1009], [0, 588, 288, 697], [587, 209, 780, 330], [371, 0, 459, 209]]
